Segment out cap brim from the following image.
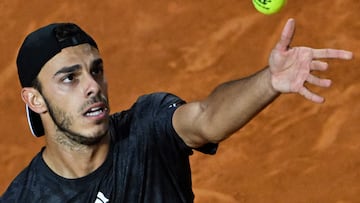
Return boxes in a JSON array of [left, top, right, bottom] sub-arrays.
[[26, 105, 44, 137]]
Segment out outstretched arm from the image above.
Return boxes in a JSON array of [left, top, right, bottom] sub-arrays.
[[173, 18, 353, 148]]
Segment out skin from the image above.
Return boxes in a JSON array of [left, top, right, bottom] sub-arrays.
[[21, 18, 353, 179], [22, 44, 110, 178], [173, 18, 353, 148]]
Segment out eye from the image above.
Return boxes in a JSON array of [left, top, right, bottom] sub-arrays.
[[91, 66, 104, 77], [62, 73, 76, 83]]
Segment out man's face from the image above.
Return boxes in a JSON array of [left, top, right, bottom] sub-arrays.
[[37, 44, 110, 145]]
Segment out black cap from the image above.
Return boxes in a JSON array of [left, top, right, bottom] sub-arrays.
[[16, 23, 98, 137]]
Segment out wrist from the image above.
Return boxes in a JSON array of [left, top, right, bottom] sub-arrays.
[[263, 67, 280, 96]]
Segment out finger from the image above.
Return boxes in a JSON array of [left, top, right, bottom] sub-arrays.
[[299, 86, 325, 103], [306, 74, 331, 87], [310, 61, 328, 71], [275, 18, 295, 52], [312, 49, 353, 60]]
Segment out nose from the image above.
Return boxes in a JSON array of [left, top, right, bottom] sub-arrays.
[[83, 73, 101, 98]]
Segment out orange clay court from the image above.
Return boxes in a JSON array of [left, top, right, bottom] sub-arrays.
[[0, 1, 359, 202]]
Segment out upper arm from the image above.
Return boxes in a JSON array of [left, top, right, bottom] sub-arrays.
[[172, 101, 210, 148]]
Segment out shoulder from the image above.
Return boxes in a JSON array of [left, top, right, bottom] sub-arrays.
[[1, 152, 43, 201], [109, 92, 185, 140], [110, 92, 185, 123], [2, 166, 34, 201], [136, 92, 185, 107]]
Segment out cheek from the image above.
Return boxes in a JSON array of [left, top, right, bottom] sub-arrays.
[[45, 84, 82, 106], [50, 94, 82, 115], [100, 80, 109, 95]]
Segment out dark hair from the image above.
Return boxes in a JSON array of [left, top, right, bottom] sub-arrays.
[[31, 78, 42, 93]]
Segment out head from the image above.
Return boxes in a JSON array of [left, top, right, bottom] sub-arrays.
[[17, 23, 110, 146]]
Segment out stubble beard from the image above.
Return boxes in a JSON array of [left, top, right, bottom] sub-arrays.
[[42, 94, 109, 147]]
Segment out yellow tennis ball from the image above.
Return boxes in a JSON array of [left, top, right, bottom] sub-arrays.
[[252, 0, 286, 15]]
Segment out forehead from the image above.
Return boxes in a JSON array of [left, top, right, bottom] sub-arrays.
[[41, 44, 101, 73]]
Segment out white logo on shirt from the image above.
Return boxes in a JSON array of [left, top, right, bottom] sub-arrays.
[[94, 191, 109, 203]]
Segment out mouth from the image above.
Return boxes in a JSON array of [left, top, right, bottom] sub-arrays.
[[83, 103, 109, 118]]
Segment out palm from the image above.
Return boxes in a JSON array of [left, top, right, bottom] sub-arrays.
[[269, 19, 352, 103]]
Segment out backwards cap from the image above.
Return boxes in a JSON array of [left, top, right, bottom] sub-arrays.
[[16, 23, 98, 137]]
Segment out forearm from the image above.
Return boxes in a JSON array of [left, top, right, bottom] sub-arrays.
[[175, 19, 353, 148], [199, 67, 279, 142]]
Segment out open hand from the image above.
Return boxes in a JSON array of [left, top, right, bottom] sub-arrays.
[[269, 18, 353, 103]]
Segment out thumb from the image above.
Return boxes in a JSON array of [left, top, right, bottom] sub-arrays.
[[275, 18, 296, 52]]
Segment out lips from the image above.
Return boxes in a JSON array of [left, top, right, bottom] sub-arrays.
[[83, 103, 108, 118], [85, 107, 105, 117]]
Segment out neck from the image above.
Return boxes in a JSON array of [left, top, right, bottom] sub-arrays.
[[42, 133, 110, 179]]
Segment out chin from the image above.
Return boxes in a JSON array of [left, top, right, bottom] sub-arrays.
[[88, 119, 109, 136], [66, 124, 109, 146], [77, 130, 108, 146], [88, 125, 109, 139]]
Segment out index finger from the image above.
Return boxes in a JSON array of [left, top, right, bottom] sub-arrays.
[[312, 49, 353, 60]]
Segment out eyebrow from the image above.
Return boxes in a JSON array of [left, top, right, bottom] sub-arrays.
[[53, 58, 103, 77], [54, 64, 81, 77], [91, 58, 103, 69]]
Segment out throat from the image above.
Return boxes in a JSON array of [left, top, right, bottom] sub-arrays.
[[42, 135, 110, 179]]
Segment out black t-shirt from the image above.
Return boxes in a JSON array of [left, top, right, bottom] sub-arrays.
[[1, 93, 217, 203]]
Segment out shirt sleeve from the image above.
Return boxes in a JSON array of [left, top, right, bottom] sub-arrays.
[[137, 92, 218, 155]]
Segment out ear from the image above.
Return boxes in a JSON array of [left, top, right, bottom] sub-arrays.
[[21, 88, 47, 114]]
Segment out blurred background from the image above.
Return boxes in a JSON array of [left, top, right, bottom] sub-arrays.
[[0, 0, 359, 202]]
